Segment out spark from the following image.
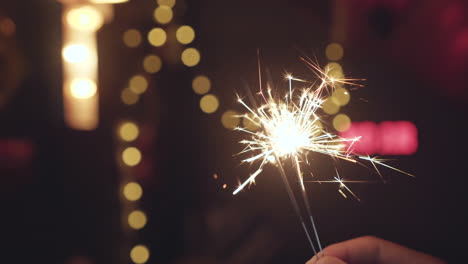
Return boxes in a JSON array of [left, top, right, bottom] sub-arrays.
[[232, 57, 413, 255]]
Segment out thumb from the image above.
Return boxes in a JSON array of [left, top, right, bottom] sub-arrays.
[[316, 256, 347, 264]]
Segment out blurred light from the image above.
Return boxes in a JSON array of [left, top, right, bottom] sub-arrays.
[[333, 114, 351, 132], [379, 121, 418, 155], [128, 210, 147, 230], [63, 44, 89, 63], [123, 29, 142, 48], [130, 245, 150, 264], [122, 147, 142, 166], [322, 96, 340, 115], [0, 18, 16, 36], [326, 43, 344, 61], [192, 75, 211, 94], [121, 88, 140, 105], [242, 113, 260, 131], [221, 111, 240, 129], [199, 94, 219, 114], [129, 75, 148, 94], [332, 88, 350, 106], [148, 28, 167, 47], [119, 122, 139, 142], [176, 25, 195, 44], [340, 121, 418, 155], [123, 182, 143, 201], [90, 0, 129, 3], [157, 0, 176, 8], [143, 55, 162, 74], [154, 6, 173, 24], [70, 78, 97, 99], [66, 6, 103, 32], [181, 48, 200, 67], [325, 62, 344, 80]]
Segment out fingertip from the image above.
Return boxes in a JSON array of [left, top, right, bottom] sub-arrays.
[[305, 255, 318, 264]]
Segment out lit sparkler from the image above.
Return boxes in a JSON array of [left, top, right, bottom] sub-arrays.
[[232, 57, 412, 256]]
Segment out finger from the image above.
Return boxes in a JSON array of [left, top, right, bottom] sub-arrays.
[[323, 236, 445, 264], [316, 256, 347, 264]]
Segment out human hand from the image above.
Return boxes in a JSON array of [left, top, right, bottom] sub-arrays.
[[306, 236, 446, 264]]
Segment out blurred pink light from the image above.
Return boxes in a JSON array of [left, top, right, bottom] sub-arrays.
[[340, 121, 418, 155]]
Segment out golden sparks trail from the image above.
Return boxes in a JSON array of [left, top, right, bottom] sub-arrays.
[[232, 57, 412, 255]]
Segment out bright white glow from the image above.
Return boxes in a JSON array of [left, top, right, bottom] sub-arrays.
[[70, 78, 97, 99], [63, 44, 89, 63], [66, 6, 103, 31]]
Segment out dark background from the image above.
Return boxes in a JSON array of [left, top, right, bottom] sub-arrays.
[[0, 0, 466, 263]]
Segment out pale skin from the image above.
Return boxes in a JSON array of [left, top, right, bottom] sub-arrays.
[[306, 236, 446, 264]]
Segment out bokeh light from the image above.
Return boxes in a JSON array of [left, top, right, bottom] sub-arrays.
[[157, 0, 176, 8], [119, 122, 139, 142], [324, 62, 344, 80], [63, 44, 89, 63], [221, 111, 240, 129], [148, 28, 167, 47], [199, 94, 219, 114], [122, 147, 142, 167], [143, 55, 162, 74], [121, 88, 140, 105], [176, 25, 195, 44], [181, 48, 200, 67], [333, 114, 351, 132], [332, 88, 350, 106], [128, 210, 147, 230], [130, 245, 150, 264], [242, 113, 261, 131], [322, 96, 340, 115], [123, 29, 142, 48], [70, 78, 97, 99], [123, 182, 143, 201], [66, 6, 103, 31], [154, 6, 173, 24], [129, 75, 148, 95], [192, 75, 211, 94], [326, 43, 344, 61]]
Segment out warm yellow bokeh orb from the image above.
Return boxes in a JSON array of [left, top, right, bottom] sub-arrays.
[[154, 6, 173, 24], [121, 88, 140, 105], [333, 113, 351, 132], [143, 55, 162, 74], [70, 78, 97, 99], [221, 111, 240, 129], [128, 210, 147, 230], [199, 94, 219, 114], [192, 75, 211, 95], [129, 75, 148, 95], [326, 43, 344, 61], [123, 182, 143, 201], [176, 25, 195, 44], [148, 28, 167, 47], [66, 6, 103, 31], [322, 96, 340, 115], [325, 62, 344, 80], [123, 29, 142, 48], [332, 88, 350, 106], [63, 44, 89, 63], [181, 48, 200, 67], [130, 245, 150, 264], [157, 0, 176, 8], [119, 122, 139, 142], [122, 147, 142, 167], [242, 113, 261, 131]]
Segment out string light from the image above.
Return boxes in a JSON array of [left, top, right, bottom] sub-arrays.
[[70, 78, 97, 99], [148, 27, 167, 47], [123, 182, 143, 201], [123, 29, 142, 48], [181, 48, 200, 67], [62, 44, 89, 63], [176, 25, 195, 44], [119, 122, 139, 142], [154, 6, 173, 24], [130, 245, 150, 264], [199, 94, 219, 114], [192, 75, 211, 95], [66, 6, 103, 31], [143, 55, 162, 74], [122, 147, 142, 167]]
